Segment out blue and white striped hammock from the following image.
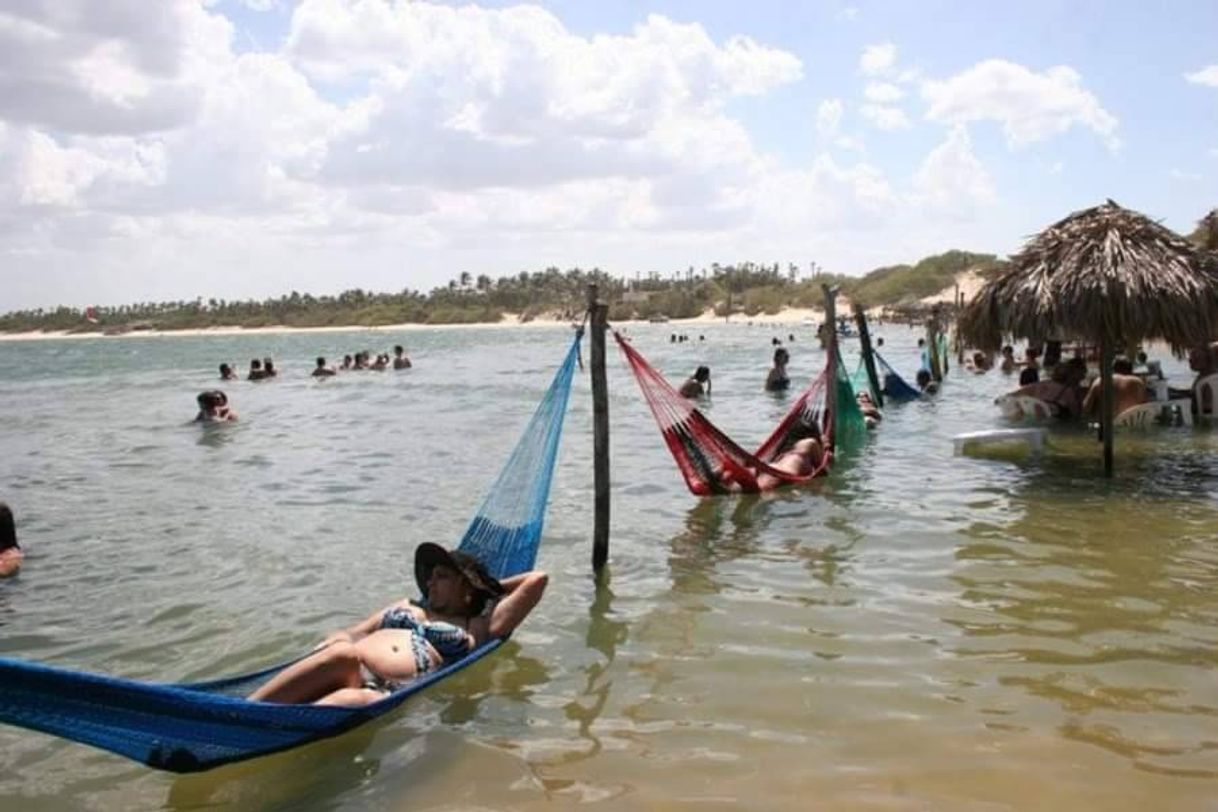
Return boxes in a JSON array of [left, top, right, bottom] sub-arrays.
[[0, 334, 581, 773]]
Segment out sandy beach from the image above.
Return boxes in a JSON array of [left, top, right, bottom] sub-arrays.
[[0, 308, 831, 342]]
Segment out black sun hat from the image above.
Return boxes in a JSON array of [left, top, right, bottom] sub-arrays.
[[414, 542, 505, 601]]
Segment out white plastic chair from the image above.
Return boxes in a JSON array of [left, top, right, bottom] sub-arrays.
[[1114, 402, 1178, 429], [995, 395, 1054, 421], [1196, 373, 1218, 422]]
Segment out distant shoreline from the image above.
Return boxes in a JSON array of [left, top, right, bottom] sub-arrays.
[[0, 269, 992, 343], [0, 307, 841, 342]]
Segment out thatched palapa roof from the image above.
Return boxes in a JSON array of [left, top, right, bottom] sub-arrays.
[[1194, 208, 1218, 252], [960, 200, 1218, 353]]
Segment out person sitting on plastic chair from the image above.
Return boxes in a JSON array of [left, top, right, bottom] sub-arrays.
[[1083, 357, 1149, 419]]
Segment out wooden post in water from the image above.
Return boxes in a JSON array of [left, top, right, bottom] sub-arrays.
[[954, 286, 965, 366], [822, 284, 840, 436], [1099, 338, 1115, 477], [853, 303, 883, 407], [587, 284, 611, 573]]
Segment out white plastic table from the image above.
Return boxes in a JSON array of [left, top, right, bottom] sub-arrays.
[[952, 427, 1048, 456]]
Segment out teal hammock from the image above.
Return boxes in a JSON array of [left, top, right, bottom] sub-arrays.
[[0, 334, 581, 773]]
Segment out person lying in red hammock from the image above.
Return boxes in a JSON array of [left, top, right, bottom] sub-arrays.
[[718, 420, 828, 492]]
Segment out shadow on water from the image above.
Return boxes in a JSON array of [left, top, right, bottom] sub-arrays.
[[666, 496, 767, 596], [164, 647, 552, 810], [560, 574, 628, 761], [429, 641, 551, 726], [947, 451, 1218, 778], [194, 422, 241, 449], [164, 720, 387, 811]]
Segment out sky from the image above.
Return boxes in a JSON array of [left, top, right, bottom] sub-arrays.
[[1, 0, 1215, 311]]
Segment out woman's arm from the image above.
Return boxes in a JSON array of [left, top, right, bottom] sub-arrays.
[[487, 571, 549, 640], [315, 602, 401, 648]]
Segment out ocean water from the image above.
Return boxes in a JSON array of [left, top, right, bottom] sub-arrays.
[[1, 323, 1216, 811]]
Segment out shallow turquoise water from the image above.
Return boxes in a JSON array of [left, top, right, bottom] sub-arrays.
[[1, 324, 1216, 810]]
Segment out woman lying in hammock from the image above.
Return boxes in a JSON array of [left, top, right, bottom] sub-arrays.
[[250, 543, 547, 707], [719, 419, 828, 493]]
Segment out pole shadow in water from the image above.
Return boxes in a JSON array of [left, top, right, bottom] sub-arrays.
[[559, 572, 628, 762]]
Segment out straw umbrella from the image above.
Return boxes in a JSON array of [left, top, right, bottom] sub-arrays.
[[959, 200, 1218, 475], [1193, 208, 1218, 252]]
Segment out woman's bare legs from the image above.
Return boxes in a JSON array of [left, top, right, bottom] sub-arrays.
[[315, 687, 387, 707], [249, 641, 363, 703]]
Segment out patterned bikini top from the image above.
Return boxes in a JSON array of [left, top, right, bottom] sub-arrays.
[[378, 605, 470, 662]]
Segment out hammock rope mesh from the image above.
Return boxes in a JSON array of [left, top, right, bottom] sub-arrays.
[[615, 333, 841, 495], [0, 334, 582, 773]]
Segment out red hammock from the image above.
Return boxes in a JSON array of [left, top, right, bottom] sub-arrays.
[[615, 332, 835, 495]]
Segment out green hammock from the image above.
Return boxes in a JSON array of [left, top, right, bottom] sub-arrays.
[[833, 351, 868, 448]]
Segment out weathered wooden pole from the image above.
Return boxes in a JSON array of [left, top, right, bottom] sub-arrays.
[[587, 284, 611, 573], [1099, 338, 1115, 477], [853, 303, 883, 407], [822, 284, 840, 436], [954, 287, 965, 366]]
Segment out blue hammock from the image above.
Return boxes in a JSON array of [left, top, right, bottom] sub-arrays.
[[0, 335, 581, 773], [874, 350, 921, 401]]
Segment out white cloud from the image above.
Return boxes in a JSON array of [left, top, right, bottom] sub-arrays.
[[0, 2, 227, 136], [0, 2, 1083, 314], [1049, 161, 1064, 175], [1169, 168, 1201, 182], [1185, 65, 1218, 87], [835, 7, 860, 21], [859, 104, 910, 130], [913, 125, 995, 211], [864, 82, 904, 103], [922, 59, 1119, 151], [754, 154, 895, 234], [2, 1, 855, 308], [859, 43, 896, 76], [816, 98, 844, 136]]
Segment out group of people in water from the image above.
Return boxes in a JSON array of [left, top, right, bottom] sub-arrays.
[[197, 345, 414, 422], [988, 339, 1218, 421]]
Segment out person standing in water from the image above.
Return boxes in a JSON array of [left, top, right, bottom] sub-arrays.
[[195, 391, 238, 422], [313, 357, 337, 378], [679, 366, 711, 399], [765, 347, 790, 392], [0, 503, 23, 577], [393, 345, 412, 370]]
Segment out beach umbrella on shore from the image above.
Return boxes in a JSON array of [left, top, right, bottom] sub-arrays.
[[959, 199, 1218, 475]]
